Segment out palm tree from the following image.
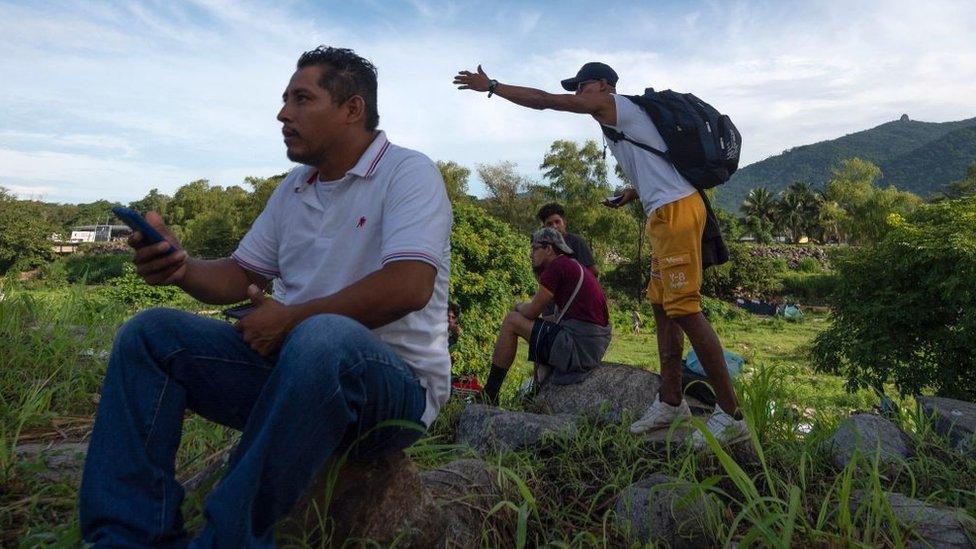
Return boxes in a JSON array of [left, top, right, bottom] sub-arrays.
[[778, 182, 822, 243], [740, 187, 776, 222]]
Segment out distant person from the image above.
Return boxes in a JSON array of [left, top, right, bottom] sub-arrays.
[[537, 203, 597, 275], [455, 61, 746, 449], [480, 228, 611, 405], [80, 46, 452, 546]]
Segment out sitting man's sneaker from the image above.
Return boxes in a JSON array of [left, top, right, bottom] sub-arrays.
[[628, 395, 692, 434], [691, 405, 750, 450]]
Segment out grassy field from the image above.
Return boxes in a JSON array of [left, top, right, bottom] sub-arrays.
[[1, 282, 973, 547]]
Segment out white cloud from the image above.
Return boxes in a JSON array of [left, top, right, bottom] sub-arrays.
[[1, 0, 974, 203]]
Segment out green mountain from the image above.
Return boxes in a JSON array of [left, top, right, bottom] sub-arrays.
[[715, 115, 976, 211]]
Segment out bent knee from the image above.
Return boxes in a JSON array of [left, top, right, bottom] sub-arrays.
[[117, 307, 189, 343], [288, 313, 366, 343]]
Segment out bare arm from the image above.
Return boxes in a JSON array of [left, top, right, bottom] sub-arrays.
[[177, 258, 268, 304], [286, 260, 436, 329], [236, 260, 437, 357], [454, 65, 616, 125], [130, 212, 265, 305], [515, 286, 555, 320]]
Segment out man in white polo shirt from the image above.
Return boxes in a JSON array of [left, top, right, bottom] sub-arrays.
[[454, 62, 748, 451], [80, 46, 452, 547]]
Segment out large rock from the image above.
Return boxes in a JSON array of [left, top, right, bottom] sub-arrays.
[[279, 451, 443, 547], [852, 490, 976, 548], [421, 459, 501, 548], [917, 396, 976, 458], [457, 403, 577, 454], [533, 362, 710, 424], [829, 413, 913, 470], [15, 441, 88, 483], [614, 473, 720, 547]]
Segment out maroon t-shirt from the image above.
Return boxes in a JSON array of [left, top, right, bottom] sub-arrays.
[[539, 255, 609, 326]]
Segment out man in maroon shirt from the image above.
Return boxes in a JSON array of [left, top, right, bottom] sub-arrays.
[[481, 228, 612, 405]]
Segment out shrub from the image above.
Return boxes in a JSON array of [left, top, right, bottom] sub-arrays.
[[796, 256, 823, 273], [449, 203, 535, 374], [61, 253, 129, 284], [702, 243, 782, 299], [778, 272, 838, 305], [99, 263, 185, 309], [812, 197, 976, 400]]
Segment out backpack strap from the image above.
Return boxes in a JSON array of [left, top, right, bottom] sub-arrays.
[[600, 124, 671, 161], [554, 260, 586, 324]]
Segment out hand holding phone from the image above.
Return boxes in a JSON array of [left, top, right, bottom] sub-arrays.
[[112, 207, 174, 254], [222, 303, 257, 320], [114, 207, 188, 285]]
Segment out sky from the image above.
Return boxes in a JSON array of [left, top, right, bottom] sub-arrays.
[[1, 0, 975, 204]]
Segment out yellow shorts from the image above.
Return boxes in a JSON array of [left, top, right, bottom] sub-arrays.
[[646, 192, 706, 318]]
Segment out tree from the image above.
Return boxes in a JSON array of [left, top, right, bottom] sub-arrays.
[[0, 189, 58, 274], [437, 161, 471, 203], [740, 187, 776, 243], [824, 158, 921, 244], [540, 140, 634, 266], [812, 196, 976, 400], [938, 161, 976, 200], [776, 182, 820, 244], [449, 201, 535, 373], [129, 189, 172, 217], [478, 161, 541, 235]]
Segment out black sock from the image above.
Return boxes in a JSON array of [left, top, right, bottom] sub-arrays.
[[482, 365, 509, 404]]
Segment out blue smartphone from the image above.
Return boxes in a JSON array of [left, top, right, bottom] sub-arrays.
[[112, 207, 174, 254]]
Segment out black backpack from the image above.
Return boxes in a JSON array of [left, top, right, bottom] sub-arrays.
[[602, 88, 741, 190]]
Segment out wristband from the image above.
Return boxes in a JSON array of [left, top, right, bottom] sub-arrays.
[[487, 79, 499, 97]]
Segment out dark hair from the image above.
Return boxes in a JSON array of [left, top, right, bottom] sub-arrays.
[[297, 46, 379, 131], [448, 302, 459, 315], [537, 203, 565, 222]]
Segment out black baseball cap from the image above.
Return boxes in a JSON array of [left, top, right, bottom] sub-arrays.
[[561, 62, 619, 92]]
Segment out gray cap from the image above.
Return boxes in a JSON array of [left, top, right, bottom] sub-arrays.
[[531, 227, 575, 255]]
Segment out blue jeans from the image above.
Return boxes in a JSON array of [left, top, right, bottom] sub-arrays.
[[79, 308, 427, 548]]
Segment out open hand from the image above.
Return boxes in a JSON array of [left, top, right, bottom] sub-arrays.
[[454, 65, 491, 92], [130, 211, 188, 285], [235, 284, 299, 357]]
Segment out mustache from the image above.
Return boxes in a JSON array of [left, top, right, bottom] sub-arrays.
[[282, 127, 300, 138]]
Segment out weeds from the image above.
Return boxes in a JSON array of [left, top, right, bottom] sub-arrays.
[[3, 283, 974, 546]]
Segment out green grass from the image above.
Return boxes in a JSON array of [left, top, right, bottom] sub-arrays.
[[1, 280, 973, 547]]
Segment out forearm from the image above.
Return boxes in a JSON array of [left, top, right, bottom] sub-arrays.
[[289, 264, 433, 330], [494, 83, 562, 111], [177, 258, 257, 305]]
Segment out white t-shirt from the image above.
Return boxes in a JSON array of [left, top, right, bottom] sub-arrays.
[[232, 131, 452, 427], [605, 94, 697, 214]]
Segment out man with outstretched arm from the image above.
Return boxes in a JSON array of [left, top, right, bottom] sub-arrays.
[[79, 46, 452, 546], [455, 62, 748, 448], [481, 228, 611, 405]]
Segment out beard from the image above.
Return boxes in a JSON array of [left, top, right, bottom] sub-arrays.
[[532, 264, 545, 276], [286, 143, 326, 166]]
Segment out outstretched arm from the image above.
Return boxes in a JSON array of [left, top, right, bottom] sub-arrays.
[[454, 65, 616, 126]]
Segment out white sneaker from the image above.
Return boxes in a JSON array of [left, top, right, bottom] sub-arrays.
[[691, 405, 750, 450], [629, 396, 692, 434]]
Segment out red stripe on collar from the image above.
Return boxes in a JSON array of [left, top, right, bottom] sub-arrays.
[[306, 171, 318, 185], [365, 140, 390, 178]]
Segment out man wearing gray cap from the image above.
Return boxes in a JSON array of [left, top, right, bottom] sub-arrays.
[[455, 61, 748, 449], [480, 228, 611, 405]]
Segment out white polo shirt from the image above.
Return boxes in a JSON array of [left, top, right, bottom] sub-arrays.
[[605, 94, 697, 214], [232, 131, 452, 427]]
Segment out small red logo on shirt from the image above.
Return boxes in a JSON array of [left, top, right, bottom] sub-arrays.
[[357, 216, 366, 228]]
